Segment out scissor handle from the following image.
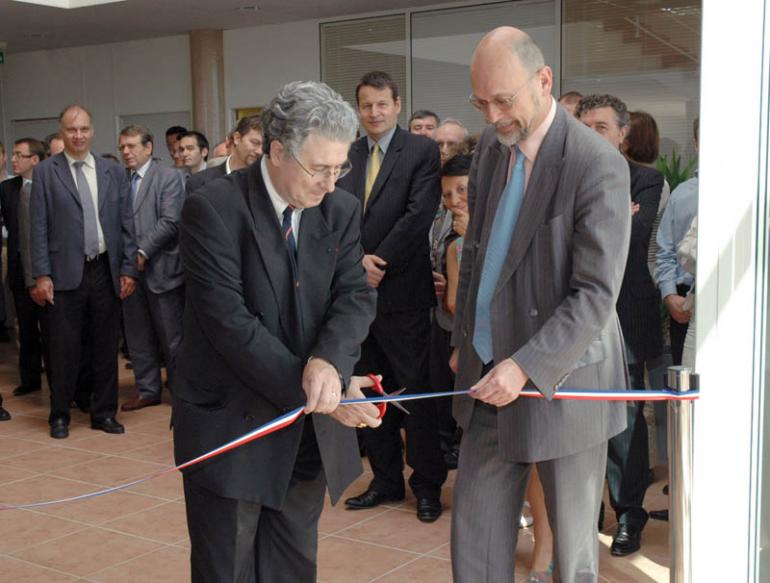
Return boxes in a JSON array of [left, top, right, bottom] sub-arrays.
[[367, 373, 388, 419]]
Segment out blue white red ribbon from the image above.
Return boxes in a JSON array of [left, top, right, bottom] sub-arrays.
[[0, 387, 698, 511]]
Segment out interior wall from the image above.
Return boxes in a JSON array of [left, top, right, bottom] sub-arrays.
[[0, 35, 191, 157]]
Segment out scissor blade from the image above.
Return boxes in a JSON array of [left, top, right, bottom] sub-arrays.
[[384, 388, 410, 414]]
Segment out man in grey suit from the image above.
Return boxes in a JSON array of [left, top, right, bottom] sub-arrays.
[[450, 28, 631, 582], [30, 104, 138, 439], [118, 125, 185, 411]]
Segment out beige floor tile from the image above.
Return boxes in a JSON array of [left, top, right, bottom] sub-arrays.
[[38, 489, 165, 525], [0, 509, 85, 554], [0, 555, 77, 582], [317, 536, 418, 583], [0, 435, 48, 459], [374, 556, 452, 582], [88, 545, 189, 583], [4, 445, 105, 474], [126, 469, 184, 500], [0, 474, 94, 507], [48, 455, 167, 487], [65, 432, 158, 455], [11, 527, 162, 577], [119, 441, 175, 465], [337, 507, 450, 554], [0, 464, 36, 485], [102, 501, 187, 544]]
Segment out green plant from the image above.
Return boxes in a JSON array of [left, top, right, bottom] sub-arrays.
[[656, 150, 697, 191]]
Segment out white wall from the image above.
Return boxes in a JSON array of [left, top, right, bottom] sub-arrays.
[[223, 19, 320, 122], [0, 35, 191, 156]]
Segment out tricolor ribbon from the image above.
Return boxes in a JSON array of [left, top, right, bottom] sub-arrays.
[[0, 387, 698, 511]]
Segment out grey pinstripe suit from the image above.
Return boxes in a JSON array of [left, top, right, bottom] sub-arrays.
[[450, 105, 631, 582]]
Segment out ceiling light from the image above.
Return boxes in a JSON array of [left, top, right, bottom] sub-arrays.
[[11, 0, 127, 8]]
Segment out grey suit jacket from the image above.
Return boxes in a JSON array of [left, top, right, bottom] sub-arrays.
[[30, 152, 138, 295], [452, 105, 631, 462], [133, 160, 185, 294]]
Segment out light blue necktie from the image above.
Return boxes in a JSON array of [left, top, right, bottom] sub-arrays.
[[472, 146, 526, 364]]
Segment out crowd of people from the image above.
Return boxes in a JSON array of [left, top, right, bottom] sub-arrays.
[[0, 24, 699, 583]]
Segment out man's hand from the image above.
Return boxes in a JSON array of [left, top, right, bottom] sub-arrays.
[[120, 276, 136, 300], [664, 294, 691, 324], [452, 212, 469, 236], [469, 358, 528, 407], [137, 254, 146, 272], [449, 347, 459, 374], [328, 375, 382, 429], [631, 202, 640, 216], [302, 357, 342, 414], [433, 271, 447, 303], [362, 254, 387, 288], [32, 276, 54, 306]]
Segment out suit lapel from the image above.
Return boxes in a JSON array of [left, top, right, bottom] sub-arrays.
[[347, 138, 368, 210], [52, 154, 81, 207], [245, 163, 297, 345], [95, 154, 111, 213], [364, 127, 405, 214], [494, 108, 567, 296], [133, 161, 157, 214]]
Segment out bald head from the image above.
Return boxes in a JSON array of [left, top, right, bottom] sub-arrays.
[[469, 26, 553, 147], [59, 104, 94, 159]]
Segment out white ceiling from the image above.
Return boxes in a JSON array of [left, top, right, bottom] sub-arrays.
[[0, 0, 447, 53]]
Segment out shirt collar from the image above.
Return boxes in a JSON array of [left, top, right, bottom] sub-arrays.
[[367, 125, 398, 155], [22, 178, 32, 186], [64, 151, 95, 169], [225, 156, 232, 175], [134, 158, 152, 179], [261, 156, 300, 220], [517, 98, 557, 164]]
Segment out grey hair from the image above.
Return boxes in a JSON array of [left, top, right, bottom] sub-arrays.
[[439, 118, 469, 137], [508, 33, 545, 74], [262, 81, 359, 158]]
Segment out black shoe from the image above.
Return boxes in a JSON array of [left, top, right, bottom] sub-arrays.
[[0, 328, 11, 342], [611, 523, 643, 556], [650, 509, 669, 521], [13, 385, 41, 397], [444, 449, 459, 470], [50, 417, 69, 439], [0, 407, 10, 421], [662, 483, 669, 496], [598, 501, 605, 531], [90, 417, 125, 434], [416, 496, 442, 523], [344, 489, 404, 510]]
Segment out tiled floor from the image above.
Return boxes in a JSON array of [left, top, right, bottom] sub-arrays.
[[0, 338, 670, 582]]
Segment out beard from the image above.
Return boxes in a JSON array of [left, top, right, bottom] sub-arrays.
[[495, 89, 543, 147]]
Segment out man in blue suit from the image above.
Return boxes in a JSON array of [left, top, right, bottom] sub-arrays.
[[30, 104, 138, 439]]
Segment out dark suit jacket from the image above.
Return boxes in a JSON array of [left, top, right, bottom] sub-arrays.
[[185, 161, 227, 196], [173, 162, 377, 509], [30, 153, 138, 295], [452, 105, 630, 462], [337, 126, 441, 313], [617, 161, 664, 363], [132, 160, 185, 294], [0, 176, 24, 285]]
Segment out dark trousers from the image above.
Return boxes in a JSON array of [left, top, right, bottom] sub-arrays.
[[428, 317, 456, 442], [183, 473, 326, 583], [45, 255, 120, 424], [355, 309, 447, 499], [606, 362, 651, 527], [123, 281, 184, 398], [11, 266, 44, 390], [669, 284, 692, 366]]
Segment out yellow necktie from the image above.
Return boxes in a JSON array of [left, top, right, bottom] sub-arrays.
[[364, 143, 381, 209]]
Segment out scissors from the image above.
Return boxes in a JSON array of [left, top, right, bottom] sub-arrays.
[[368, 373, 410, 418]]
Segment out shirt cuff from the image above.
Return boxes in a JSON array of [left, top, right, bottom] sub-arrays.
[[138, 249, 149, 259], [660, 281, 678, 298]]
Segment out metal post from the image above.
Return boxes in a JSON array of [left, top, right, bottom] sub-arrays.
[[667, 366, 697, 583]]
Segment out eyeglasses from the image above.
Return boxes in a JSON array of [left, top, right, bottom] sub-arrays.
[[11, 152, 35, 159], [291, 152, 352, 181], [469, 72, 537, 113]]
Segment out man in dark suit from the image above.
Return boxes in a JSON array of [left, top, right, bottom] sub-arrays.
[[450, 29, 630, 581], [0, 138, 46, 399], [337, 71, 446, 522], [174, 81, 381, 583], [185, 115, 263, 195], [118, 125, 185, 411], [578, 94, 664, 556], [30, 104, 138, 439]]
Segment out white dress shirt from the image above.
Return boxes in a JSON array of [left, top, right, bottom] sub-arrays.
[[261, 156, 302, 239]]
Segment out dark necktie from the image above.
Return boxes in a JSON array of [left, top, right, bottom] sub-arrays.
[[73, 160, 100, 258]]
